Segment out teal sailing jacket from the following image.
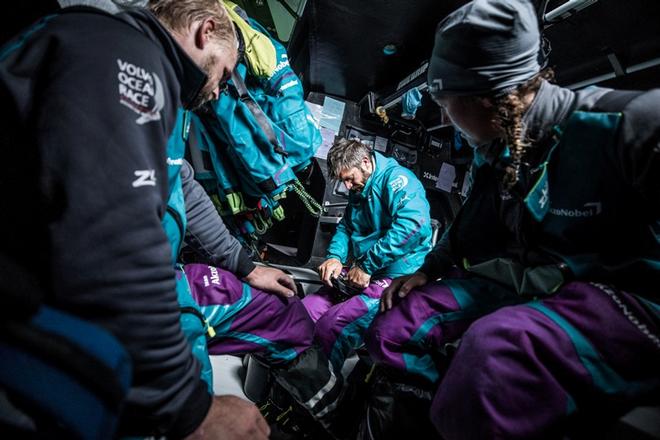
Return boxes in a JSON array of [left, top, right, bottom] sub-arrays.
[[327, 152, 433, 278], [161, 109, 214, 391]]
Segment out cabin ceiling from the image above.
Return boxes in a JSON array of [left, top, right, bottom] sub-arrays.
[[3, 0, 658, 103], [289, 0, 660, 102]]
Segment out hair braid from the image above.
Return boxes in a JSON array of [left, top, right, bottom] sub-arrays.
[[491, 68, 554, 189]]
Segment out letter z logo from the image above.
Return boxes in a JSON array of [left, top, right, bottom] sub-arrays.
[[132, 169, 157, 188]]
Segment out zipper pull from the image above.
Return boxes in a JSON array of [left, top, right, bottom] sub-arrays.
[[206, 325, 216, 338]]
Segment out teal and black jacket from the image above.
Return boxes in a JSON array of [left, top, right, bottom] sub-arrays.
[[327, 152, 433, 278], [420, 81, 660, 303]]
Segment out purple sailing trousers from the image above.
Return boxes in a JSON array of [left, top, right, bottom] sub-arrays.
[[184, 263, 314, 363], [302, 278, 390, 371], [365, 278, 659, 438]]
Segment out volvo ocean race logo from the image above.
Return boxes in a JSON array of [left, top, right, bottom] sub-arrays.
[[389, 175, 409, 192], [117, 59, 164, 125]]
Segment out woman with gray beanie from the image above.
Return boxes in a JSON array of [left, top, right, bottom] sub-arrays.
[[364, 0, 659, 437]]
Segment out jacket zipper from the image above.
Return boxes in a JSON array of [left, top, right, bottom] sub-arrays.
[[166, 205, 185, 241]]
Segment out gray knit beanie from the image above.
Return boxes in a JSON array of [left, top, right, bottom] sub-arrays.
[[428, 0, 542, 97]]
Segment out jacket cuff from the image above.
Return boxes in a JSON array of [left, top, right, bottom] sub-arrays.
[[357, 258, 374, 276], [325, 254, 344, 263], [167, 379, 213, 439], [418, 258, 451, 281], [417, 261, 437, 279], [235, 249, 257, 279]]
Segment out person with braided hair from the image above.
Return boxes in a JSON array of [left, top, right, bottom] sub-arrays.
[[363, 0, 660, 438]]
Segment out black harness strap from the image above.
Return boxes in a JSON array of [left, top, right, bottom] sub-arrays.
[[231, 70, 289, 157]]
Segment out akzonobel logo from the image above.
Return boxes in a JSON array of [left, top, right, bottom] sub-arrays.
[[549, 202, 602, 217], [117, 59, 164, 125], [203, 265, 221, 287]]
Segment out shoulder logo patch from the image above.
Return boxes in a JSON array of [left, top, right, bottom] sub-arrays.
[[389, 175, 409, 192], [117, 59, 164, 125]]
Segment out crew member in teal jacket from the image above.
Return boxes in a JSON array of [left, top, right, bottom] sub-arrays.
[[303, 138, 432, 371]]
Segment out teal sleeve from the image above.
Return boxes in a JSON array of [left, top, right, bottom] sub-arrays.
[[326, 206, 352, 263], [359, 171, 432, 275]]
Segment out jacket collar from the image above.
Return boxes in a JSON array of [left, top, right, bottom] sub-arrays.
[[123, 9, 208, 110], [522, 80, 576, 144], [358, 152, 378, 196], [521, 80, 613, 163]]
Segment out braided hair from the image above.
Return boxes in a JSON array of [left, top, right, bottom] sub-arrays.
[[490, 68, 554, 189]]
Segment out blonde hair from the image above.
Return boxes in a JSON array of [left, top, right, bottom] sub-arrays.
[[490, 68, 554, 189], [149, 0, 236, 50]]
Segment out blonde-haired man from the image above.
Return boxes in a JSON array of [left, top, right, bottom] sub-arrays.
[[0, 0, 270, 439]]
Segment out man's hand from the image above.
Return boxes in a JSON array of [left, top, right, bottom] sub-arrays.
[[346, 265, 371, 288], [380, 271, 429, 312], [243, 265, 297, 298], [184, 395, 270, 440], [318, 258, 343, 287]]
